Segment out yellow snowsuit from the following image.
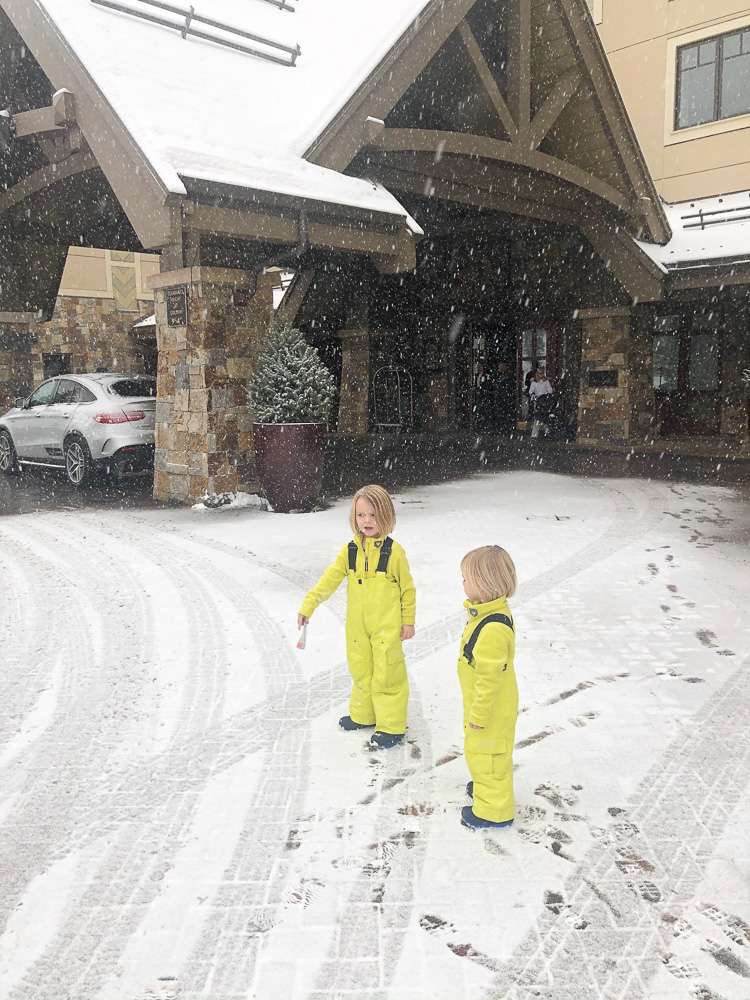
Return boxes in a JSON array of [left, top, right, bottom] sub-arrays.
[[457, 596, 517, 824], [300, 535, 415, 734]]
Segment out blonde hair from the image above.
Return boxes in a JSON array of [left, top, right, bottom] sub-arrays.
[[349, 484, 396, 537], [461, 546, 517, 602]]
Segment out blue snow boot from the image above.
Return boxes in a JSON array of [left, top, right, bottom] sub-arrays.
[[466, 781, 474, 799], [461, 806, 514, 830], [368, 731, 405, 749], [339, 716, 375, 731]]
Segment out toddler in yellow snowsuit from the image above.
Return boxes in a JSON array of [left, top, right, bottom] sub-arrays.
[[298, 485, 416, 750], [458, 545, 518, 829]]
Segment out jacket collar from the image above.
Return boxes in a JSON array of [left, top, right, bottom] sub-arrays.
[[463, 594, 511, 621], [354, 533, 385, 549]]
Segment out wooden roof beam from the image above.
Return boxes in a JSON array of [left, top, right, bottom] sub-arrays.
[[457, 21, 518, 140], [526, 67, 581, 150], [552, 0, 670, 243], [185, 203, 416, 270], [506, 0, 532, 135], [365, 163, 579, 230], [374, 128, 638, 217], [0, 149, 98, 213]]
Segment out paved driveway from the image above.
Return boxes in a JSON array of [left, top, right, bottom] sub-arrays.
[[0, 467, 159, 517], [1, 472, 749, 1000]]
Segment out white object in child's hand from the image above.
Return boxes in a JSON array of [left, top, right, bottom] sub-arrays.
[[296, 624, 308, 650]]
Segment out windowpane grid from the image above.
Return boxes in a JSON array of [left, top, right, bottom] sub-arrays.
[[676, 28, 750, 129]]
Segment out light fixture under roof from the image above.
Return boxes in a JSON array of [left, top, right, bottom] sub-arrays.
[[90, 0, 301, 66]]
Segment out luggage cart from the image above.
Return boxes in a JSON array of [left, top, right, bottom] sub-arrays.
[[372, 366, 413, 432]]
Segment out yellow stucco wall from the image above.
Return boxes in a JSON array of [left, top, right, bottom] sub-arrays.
[[58, 247, 160, 308], [597, 0, 750, 201]]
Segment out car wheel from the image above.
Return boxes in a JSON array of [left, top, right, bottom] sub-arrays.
[[0, 429, 19, 475], [64, 435, 95, 487]]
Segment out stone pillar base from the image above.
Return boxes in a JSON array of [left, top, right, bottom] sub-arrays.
[[576, 307, 633, 445], [149, 266, 273, 503], [337, 327, 370, 436]]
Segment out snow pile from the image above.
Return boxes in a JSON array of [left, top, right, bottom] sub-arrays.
[[191, 491, 266, 511]]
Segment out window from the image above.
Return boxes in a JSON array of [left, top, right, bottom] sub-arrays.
[[42, 353, 71, 380], [27, 381, 58, 408], [520, 329, 547, 393], [676, 28, 750, 129], [55, 379, 96, 404], [106, 377, 157, 398]]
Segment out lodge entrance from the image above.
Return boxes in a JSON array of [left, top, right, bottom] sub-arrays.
[[469, 319, 565, 431], [652, 313, 722, 436]]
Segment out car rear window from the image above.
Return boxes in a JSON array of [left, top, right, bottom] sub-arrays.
[[107, 378, 157, 398]]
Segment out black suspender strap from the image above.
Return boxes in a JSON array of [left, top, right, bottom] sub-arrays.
[[376, 536, 393, 573], [349, 536, 393, 574], [348, 541, 358, 571], [462, 613, 514, 664]]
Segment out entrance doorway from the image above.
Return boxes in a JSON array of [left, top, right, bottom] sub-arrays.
[[470, 320, 515, 432], [653, 314, 721, 436], [518, 324, 564, 419]]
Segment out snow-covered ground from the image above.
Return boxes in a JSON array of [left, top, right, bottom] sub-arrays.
[[1, 471, 749, 1000]]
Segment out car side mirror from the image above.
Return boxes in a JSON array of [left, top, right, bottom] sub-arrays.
[[14, 397, 26, 409]]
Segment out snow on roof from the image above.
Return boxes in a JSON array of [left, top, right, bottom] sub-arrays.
[[35, 0, 432, 220], [637, 190, 750, 270], [131, 312, 156, 328]]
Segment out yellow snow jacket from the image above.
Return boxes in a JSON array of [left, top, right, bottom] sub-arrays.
[[457, 595, 517, 755], [299, 535, 416, 626]]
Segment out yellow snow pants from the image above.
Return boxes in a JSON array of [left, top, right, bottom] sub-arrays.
[[465, 748, 514, 824], [346, 572, 408, 734]]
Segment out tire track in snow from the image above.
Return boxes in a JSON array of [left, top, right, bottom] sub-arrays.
[[0, 537, 70, 751], [0, 517, 153, 935], [6, 516, 306, 1000], [5, 518, 236, 1000]]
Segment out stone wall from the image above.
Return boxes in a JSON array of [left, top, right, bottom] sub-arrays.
[[151, 267, 274, 502], [0, 295, 155, 410], [576, 308, 632, 445]]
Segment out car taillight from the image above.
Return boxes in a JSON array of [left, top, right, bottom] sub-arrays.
[[93, 411, 146, 424]]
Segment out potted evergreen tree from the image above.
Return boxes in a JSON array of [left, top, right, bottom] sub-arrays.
[[248, 321, 337, 512]]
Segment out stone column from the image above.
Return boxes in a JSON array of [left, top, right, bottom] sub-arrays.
[[149, 266, 274, 502], [576, 307, 633, 446], [0, 312, 36, 410], [337, 328, 370, 435]]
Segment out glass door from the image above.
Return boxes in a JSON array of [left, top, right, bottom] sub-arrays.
[[653, 314, 721, 436], [518, 325, 563, 419]]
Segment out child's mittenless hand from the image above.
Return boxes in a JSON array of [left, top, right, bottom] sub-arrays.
[[298, 614, 310, 629], [401, 625, 415, 641], [468, 722, 484, 730]]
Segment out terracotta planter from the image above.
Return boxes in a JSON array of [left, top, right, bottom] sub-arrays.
[[253, 422, 327, 512]]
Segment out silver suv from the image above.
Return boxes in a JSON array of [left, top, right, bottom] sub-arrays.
[[0, 373, 156, 487]]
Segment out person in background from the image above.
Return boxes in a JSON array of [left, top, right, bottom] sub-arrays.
[[528, 368, 554, 438], [473, 359, 494, 433], [493, 360, 516, 435]]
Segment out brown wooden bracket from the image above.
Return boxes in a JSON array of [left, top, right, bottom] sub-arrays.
[[457, 21, 518, 140], [12, 90, 76, 138], [526, 68, 582, 150], [506, 0, 532, 134]]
